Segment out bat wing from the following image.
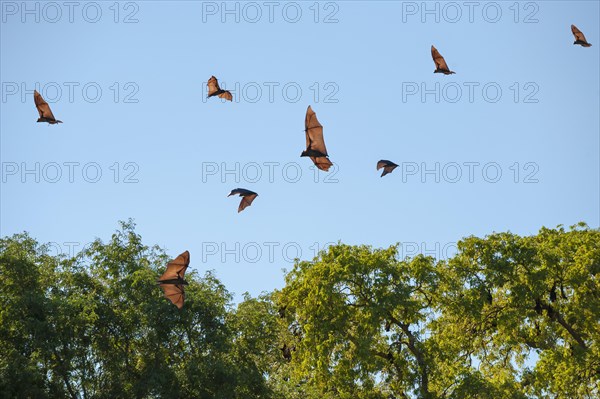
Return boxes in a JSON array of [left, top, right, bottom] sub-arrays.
[[207, 76, 222, 96], [377, 160, 398, 176], [34, 90, 56, 120], [431, 45, 450, 71], [382, 165, 398, 177], [305, 106, 328, 155], [376, 160, 389, 170], [159, 251, 190, 281], [571, 25, 588, 43], [218, 91, 233, 101], [310, 156, 333, 172], [160, 284, 185, 309], [229, 188, 257, 197], [238, 193, 258, 212]]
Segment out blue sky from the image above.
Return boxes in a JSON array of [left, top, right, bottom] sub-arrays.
[[1, 0, 599, 300]]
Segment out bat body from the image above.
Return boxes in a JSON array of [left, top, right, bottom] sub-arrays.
[[34, 90, 62, 124], [571, 25, 592, 47], [228, 188, 258, 213], [157, 251, 190, 309], [431, 45, 455, 75], [302, 148, 329, 158], [301, 105, 333, 171], [377, 160, 399, 177], [207, 76, 233, 101], [281, 343, 294, 361]]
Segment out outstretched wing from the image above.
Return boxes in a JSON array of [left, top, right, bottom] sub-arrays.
[[34, 90, 56, 120], [376, 160, 389, 170], [207, 76, 222, 96], [238, 193, 258, 212], [159, 251, 190, 281], [160, 284, 185, 309], [571, 24, 588, 43], [305, 106, 328, 156], [218, 91, 233, 101], [311, 156, 333, 172], [382, 166, 397, 177], [229, 188, 257, 197], [377, 160, 398, 177], [431, 45, 450, 71]]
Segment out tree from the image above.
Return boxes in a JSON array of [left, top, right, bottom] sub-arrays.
[[0, 221, 273, 398], [436, 223, 599, 398], [0, 233, 67, 398], [1, 222, 598, 398], [275, 243, 441, 398], [274, 224, 600, 398]]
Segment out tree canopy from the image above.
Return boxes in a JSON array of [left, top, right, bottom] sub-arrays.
[[1, 221, 598, 398]]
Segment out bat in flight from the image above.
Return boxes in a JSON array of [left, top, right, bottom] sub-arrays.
[[571, 25, 592, 47], [228, 188, 258, 213], [157, 250, 190, 309], [377, 160, 399, 177], [431, 45, 455, 75], [301, 105, 333, 171], [34, 90, 62, 124], [207, 76, 233, 101]]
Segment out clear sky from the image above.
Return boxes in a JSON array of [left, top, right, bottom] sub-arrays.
[[1, 0, 599, 301]]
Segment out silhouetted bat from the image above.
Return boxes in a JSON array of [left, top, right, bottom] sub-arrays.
[[431, 45, 455, 75], [571, 25, 592, 47], [377, 160, 399, 177], [281, 343, 295, 361], [228, 188, 258, 213], [278, 306, 286, 318], [207, 76, 233, 101], [157, 250, 190, 309], [34, 90, 62, 124], [301, 105, 333, 171]]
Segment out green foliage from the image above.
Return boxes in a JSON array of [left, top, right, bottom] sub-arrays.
[[1, 221, 598, 398], [276, 224, 600, 399], [0, 221, 271, 399], [436, 223, 599, 398]]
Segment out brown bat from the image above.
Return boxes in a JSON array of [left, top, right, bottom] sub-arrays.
[[431, 45, 455, 75], [228, 188, 258, 213], [571, 25, 592, 47], [207, 76, 233, 101], [377, 160, 399, 177], [301, 105, 333, 171], [34, 90, 62, 124], [157, 250, 190, 309]]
